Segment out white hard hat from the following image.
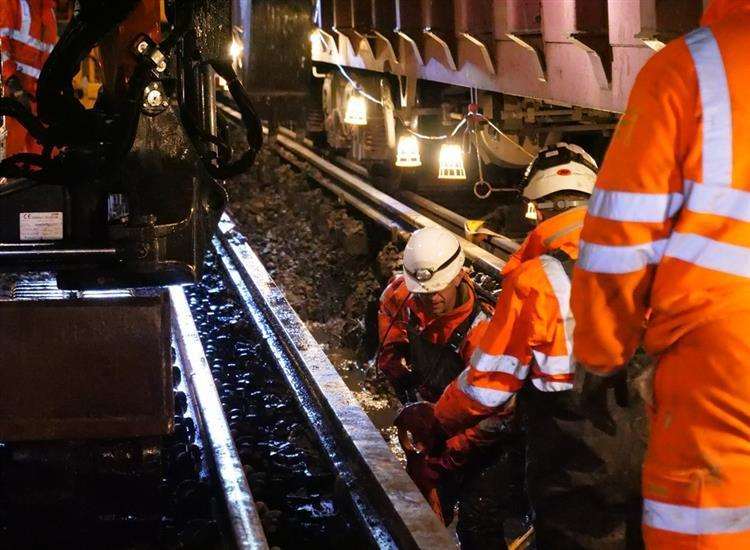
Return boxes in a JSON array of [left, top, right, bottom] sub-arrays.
[[403, 227, 465, 294], [522, 142, 597, 202]]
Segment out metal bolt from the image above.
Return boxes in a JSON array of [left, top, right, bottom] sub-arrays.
[[146, 89, 163, 107], [156, 60, 167, 72], [137, 41, 149, 54]]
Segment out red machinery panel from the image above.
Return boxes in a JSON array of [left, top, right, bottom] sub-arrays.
[[312, 0, 704, 113]]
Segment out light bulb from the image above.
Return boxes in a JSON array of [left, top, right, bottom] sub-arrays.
[[438, 144, 466, 180], [229, 39, 243, 63], [344, 94, 367, 126], [395, 134, 421, 167]]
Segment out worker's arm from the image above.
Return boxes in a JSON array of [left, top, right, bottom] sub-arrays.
[[376, 278, 413, 383], [571, 40, 695, 375], [0, 2, 19, 84], [435, 269, 530, 435]]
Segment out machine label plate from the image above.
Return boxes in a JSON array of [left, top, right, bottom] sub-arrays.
[[19, 212, 63, 241]]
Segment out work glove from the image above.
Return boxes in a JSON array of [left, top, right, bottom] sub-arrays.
[[578, 367, 628, 436], [394, 401, 446, 455], [394, 402, 452, 521], [6, 76, 33, 110], [426, 434, 472, 472]]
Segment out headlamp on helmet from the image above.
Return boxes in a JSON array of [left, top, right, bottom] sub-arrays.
[[402, 227, 466, 294]]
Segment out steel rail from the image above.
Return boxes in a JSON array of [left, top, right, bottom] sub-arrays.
[[218, 105, 510, 276], [214, 214, 455, 550], [273, 130, 507, 277], [170, 286, 270, 550], [274, 144, 410, 240], [274, 125, 519, 255]]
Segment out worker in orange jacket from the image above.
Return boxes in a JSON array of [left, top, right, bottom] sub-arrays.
[[0, 0, 57, 157], [572, 1, 750, 548], [378, 227, 494, 403], [378, 226, 524, 549], [436, 143, 646, 549]]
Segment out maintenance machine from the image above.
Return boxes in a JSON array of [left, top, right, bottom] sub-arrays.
[[0, 0, 261, 531]]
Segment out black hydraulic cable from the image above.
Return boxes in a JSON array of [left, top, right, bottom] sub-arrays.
[[36, 0, 141, 143], [180, 107, 233, 164], [177, 58, 262, 179], [0, 99, 47, 143], [202, 59, 262, 179]]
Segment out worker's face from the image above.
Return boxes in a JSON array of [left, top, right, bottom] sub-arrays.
[[415, 275, 461, 317]]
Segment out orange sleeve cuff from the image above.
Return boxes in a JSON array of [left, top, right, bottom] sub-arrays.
[[434, 381, 495, 436]]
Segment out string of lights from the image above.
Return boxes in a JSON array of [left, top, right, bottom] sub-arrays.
[[314, 35, 526, 187], [335, 57, 468, 142], [402, 117, 467, 141]]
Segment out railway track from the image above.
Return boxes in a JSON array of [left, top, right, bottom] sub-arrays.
[[196, 216, 455, 548], [211, 109, 538, 547], [217, 103, 519, 282], [1, 101, 527, 548]]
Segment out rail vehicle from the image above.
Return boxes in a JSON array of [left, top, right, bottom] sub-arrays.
[[0, 0, 262, 290], [0, 1, 263, 529], [304, 0, 707, 201]]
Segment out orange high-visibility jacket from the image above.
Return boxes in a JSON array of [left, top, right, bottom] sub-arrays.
[[503, 206, 586, 275], [377, 272, 492, 382], [571, 0, 750, 372], [436, 208, 585, 435], [0, 0, 57, 96]]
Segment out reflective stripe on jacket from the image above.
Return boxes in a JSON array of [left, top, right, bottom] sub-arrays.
[[571, 1, 750, 372], [436, 212, 580, 435], [377, 272, 492, 382], [0, 0, 57, 92]]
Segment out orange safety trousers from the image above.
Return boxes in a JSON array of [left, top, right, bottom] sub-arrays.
[[642, 317, 750, 549]]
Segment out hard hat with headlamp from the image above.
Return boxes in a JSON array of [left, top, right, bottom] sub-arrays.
[[522, 142, 597, 211], [403, 227, 465, 294]]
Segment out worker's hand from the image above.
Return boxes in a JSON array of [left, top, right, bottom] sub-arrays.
[[578, 368, 627, 436], [394, 401, 447, 455], [409, 454, 446, 488], [427, 434, 472, 472], [6, 77, 33, 110], [419, 454, 452, 481]]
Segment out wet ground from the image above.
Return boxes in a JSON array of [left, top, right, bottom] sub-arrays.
[[224, 149, 407, 461]]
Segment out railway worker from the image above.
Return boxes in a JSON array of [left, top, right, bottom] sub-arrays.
[[377, 226, 494, 403], [434, 142, 646, 549], [378, 227, 524, 549], [0, 0, 57, 157], [572, 1, 750, 548]]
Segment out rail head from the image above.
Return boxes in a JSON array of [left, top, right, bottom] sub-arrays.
[[170, 286, 270, 550]]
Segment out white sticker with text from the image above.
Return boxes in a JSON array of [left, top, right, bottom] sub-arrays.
[[19, 212, 63, 241]]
